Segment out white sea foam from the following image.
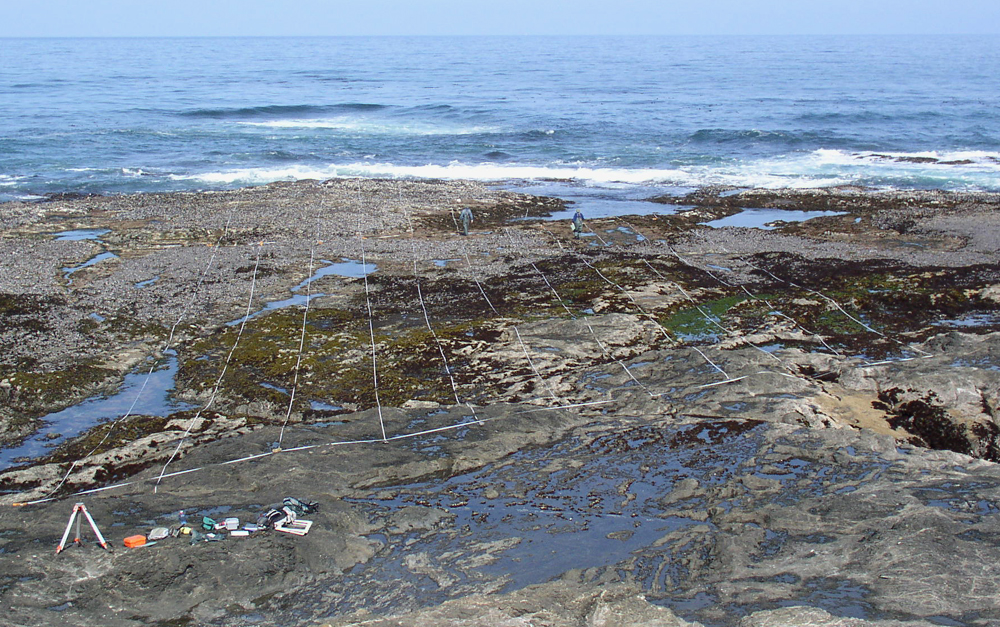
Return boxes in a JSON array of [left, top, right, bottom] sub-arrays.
[[699, 149, 1000, 190], [238, 118, 498, 136], [7, 37, 1000, 198], [172, 150, 1000, 192], [171, 165, 343, 185], [812, 149, 1000, 169], [0, 192, 45, 201], [174, 162, 692, 186]]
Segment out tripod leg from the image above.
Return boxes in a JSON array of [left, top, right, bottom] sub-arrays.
[[82, 508, 111, 551], [56, 508, 79, 554], [74, 507, 83, 545]]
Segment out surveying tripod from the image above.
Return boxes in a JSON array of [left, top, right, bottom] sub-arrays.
[[56, 502, 111, 554]]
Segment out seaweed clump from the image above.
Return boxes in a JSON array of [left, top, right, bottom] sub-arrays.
[[874, 388, 1000, 462]]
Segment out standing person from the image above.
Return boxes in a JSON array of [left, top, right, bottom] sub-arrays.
[[459, 207, 474, 236], [572, 209, 584, 238]]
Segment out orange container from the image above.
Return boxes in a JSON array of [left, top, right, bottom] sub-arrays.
[[123, 535, 147, 548]]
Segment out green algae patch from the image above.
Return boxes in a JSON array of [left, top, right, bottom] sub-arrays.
[[797, 268, 991, 338], [170, 251, 755, 416], [2, 363, 119, 417], [170, 246, 1000, 420], [661, 295, 748, 341], [177, 305, 509, 415], [740, 253, 1000, 355], [823, 271, 978, 327], [178, 307, 359, 402]]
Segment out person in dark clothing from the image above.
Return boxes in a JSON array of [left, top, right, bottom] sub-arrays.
[[459, 207, 474, 236], [572, 209, 584, 238]]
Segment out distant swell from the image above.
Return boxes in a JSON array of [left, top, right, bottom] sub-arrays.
[[794, 110, 946, 124], [179, 103, 390, 119], [688, 128, 828, 147]]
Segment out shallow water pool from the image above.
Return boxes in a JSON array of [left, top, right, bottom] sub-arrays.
[[701, 208, 845, 230], [0, 352, 192, 471]]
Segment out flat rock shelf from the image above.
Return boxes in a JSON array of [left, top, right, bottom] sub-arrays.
[[1, 179, 999, 627]]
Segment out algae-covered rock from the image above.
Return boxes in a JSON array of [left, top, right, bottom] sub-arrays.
[[2, 181, 1000, 626]]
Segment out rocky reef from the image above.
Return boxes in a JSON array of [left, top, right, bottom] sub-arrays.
[[0, 179, 999, 626]]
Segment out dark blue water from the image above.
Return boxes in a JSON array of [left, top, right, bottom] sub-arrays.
[[1, 35, 999, 202]]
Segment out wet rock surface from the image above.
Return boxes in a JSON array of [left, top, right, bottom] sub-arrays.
[[0, 180, 999, 626]]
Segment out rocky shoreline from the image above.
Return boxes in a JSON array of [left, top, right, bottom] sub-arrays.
[[1, 179, 999, 626]]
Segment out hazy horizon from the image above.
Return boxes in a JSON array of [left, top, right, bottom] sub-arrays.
[[5, 0, 999, 38]]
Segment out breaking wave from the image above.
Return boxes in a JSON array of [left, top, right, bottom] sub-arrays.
[[179, 101, 499, 136], [239, 118, 497, 136], [5, 37, 1000, 196], [179, 103, 390, 119], [170, 150, 1000, 192]]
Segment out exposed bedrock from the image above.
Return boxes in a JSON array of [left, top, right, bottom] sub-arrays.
[[1, 180, 1000, 626]]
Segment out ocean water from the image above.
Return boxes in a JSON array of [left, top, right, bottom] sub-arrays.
[[1, 35, 999, 203]]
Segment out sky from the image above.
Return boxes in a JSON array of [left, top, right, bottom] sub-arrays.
[[3, 0, 999, 37]]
